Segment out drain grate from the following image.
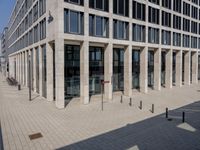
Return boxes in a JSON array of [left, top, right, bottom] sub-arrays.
[[29, 132, 43, 140]]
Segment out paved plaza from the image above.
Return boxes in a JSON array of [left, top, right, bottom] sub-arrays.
[[0, 73, 200, 150]]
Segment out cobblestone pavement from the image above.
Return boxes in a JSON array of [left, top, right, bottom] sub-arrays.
[[0, 73, 200, 150]]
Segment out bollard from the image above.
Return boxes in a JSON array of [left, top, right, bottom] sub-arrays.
[[139, 101, 142, 110], [166, 108, 168, 118], [151, 104, 154, 113], [18, 84, 21, 90], [120, 95, 123, 103], [182, 112, 185, 123], [129, 98, 132, 106]]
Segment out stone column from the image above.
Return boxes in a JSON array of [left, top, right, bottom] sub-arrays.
[[80, 41, 89, 104], [154, 48, 161, 91], [124, 45, 132, 97], [176, 50, 182, 87], [46, 43, 54, 101], [140, 47, 148, 93], [55, 38, 65, 109], [184, 51, 191, 85], [165, 49, 173, 89], [33, 48, 37, 92], [25, 51, 28, 87], [192, 51, 198, 84], [104, 43, 113, 100], [39, 47, 43, 96]]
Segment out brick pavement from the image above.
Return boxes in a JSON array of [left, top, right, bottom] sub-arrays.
[[0, 73, 199, 150]]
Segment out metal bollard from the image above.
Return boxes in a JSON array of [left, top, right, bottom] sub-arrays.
[[18, 84, 21, 90], [182, 112, 185, 123], [151, 104, 154, 113], [129, 98, 132, 106], [120, 95, 123, 103], [139, 101, 142, 110], [166, 108, 168, 118]]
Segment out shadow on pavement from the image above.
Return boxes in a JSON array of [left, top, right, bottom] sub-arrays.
[[57, 101, 200, 150]]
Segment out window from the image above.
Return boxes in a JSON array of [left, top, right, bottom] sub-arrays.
[[29, 10, 32, 27], [148, 27, 159, 44], [191, 36, 197, 48], [34, 24, 39, 43], [173, 32, 181, 46], [113, 19, 129, 40], [40, 18, 46, 40], [132, 1, 145, 21], [182, 34, 190, 48], [113, 0, 129, 17], [148, 6, 159, 24], [162, 11, 171, 27], [64, 9, 84, 34], [162, 0, 171, 9], [183, 18, 190, 32], [191, 6, 198, 19], [191, 21, 197, 34], [89, 14, 109, 37], [64, 0, 84, 5], [161, 30, 171, 45], [132, 24, 145, 42], [29, 29, 33, 45], [173, 15, 181, 30], [149, 0, 159, 5], [183, 2, 190, 16], [39, 0, 46, 16], [173, 0, 181, 13], [33, 2, 38, 22], [89, 0, 108, 12]]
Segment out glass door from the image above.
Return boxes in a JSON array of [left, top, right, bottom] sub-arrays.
[[148, 51, 154, 88], [161, 51, 166, 86], [132, 50, 140, 89]]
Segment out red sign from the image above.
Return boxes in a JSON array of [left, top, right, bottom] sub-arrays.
[[101, 80, 110, 84]]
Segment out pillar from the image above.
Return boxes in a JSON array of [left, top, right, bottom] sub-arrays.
[[55, 39, 65, 109], [33, 49, 37, 92], [140, 47, 148, 93], [124, 45, 132, 97], [176, 50, 182, 87], [46, 43, 54, 101], [184, 51, 191, 85], [192, 51, 198, 84], [104, 43, 113, 100], [154, 48, 161, 91], [80, 41, 89, 104], [165, 49, 173, 89]]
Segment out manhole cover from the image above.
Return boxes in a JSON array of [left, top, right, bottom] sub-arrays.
[[29, 132, 43, 140]]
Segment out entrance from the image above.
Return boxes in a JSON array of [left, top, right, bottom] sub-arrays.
[[89, 46, 104, 95], [113, 48, 124, 91], [132, 50, 140, 89], [64, 45, 80, 100], [161, 51, 166, 86], [172, 52, 176, 84], [42, 45, 47, 98], [148, 51, 154, 88]]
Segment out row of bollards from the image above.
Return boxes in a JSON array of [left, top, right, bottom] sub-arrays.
[[120, 96, 155, 113], [165, 107, 185, 123]]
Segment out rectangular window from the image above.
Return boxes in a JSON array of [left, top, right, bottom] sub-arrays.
[[173, 32, 181, 46], [113, 19, 129, 40], [173, 15, 181, 30], [33, 2, 38, 22], [148, 6, 159, 24], [39, 0, 46, 16], [161, 30, 171, 45], [173, 0, 182, 13], [148, 27, 159, 44], [89, 0, 108, 12], [64, 9, 84, 35], [183, 2, 190, 16], [183, 18, 190, 32], [191, 36, 197, 48], [182, 34, 190, 47], [191, 21, 197, 34], [132, 24, 145, 42], [132, 1, 145, 21], [64, 0, 84, 6], [40, 18, 46, 40], [113, 0, 129, 17], [162, 0, 171, 9], [149, 0, 159, 5], [34, 24, 39, 43], [89, 14, 109, 37], [162, 11, 171, 27]]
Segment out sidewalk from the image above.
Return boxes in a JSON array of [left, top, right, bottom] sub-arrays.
[[0, 73, 199, 150]]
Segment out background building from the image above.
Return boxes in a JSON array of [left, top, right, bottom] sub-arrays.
[[3, 0, 200, 108]]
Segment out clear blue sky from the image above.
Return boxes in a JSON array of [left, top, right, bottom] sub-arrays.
[[0, 0, 15, 33]]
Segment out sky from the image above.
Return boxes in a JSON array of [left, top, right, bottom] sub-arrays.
[[0, 0, 15, 33]]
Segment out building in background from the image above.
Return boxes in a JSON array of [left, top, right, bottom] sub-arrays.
[[0, 27, 8, 76], [3, 0, 200, 108]]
